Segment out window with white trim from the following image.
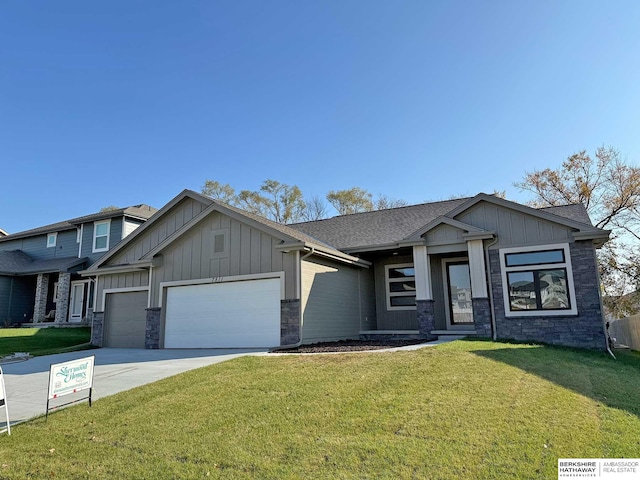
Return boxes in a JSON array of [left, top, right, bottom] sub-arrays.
[[499, 243, 577, 317], [47, 232, 57, 248], [93, 220, 111, 253], [385, 263, 416, 310]]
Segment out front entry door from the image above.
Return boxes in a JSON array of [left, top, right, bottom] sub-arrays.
[[443, 259, 474, 329], [68, 281, 87, 322]]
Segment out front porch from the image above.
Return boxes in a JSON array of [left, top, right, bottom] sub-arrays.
[[356, 226, 495, 341]]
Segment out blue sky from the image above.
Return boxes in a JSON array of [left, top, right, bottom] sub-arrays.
[[2, 1, 639, 233]]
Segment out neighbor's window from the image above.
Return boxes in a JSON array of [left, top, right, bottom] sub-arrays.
[[47, 232, 57, 248], [93, 220, 111, 253], [385, 263, 416, 310], [500, 244, 577, 316]]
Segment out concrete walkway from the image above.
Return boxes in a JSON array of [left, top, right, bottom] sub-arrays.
[[1, 348, 267, 428]]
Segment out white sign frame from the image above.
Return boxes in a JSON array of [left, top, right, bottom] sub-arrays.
[[46, 355, 95, 418], [0, 366, 10, 435]]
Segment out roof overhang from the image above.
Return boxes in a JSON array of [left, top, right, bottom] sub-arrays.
[[276, 242, 371, 268], [572, 230, 611, 248]]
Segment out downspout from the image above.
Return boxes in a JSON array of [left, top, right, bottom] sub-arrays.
[[274, 247, 315, 350], [484, 237, 499, 341], [593, 243, 616, 359]]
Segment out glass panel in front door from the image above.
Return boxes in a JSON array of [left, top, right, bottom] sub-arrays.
[[71, 284, 84, 317], [447, 262, 473, 325]]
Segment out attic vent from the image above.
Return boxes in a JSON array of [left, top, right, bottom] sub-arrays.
[[212, 229, 229, 258]]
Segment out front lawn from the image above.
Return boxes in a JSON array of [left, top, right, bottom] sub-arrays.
[[1, 340, 639, 479], [0, 327, 91, 357]]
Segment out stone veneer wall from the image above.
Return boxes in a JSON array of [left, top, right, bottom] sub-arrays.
[[489, 241, 606, 350], [416, 300, 437, 341], [91, 311, 104, 347], [145, 307, 161, 349], [472, 298, 492, 338], [281, 299, 300, 345], [54, 272, 71, 323], [33, 273, 49, 322]]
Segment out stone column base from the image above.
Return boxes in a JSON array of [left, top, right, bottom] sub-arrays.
[[472, 298, 492, 338], [417, 300, 437, 341], [146, 307, 161, 349], [281, 299, 300, 345], [91, 311, 104, 347]]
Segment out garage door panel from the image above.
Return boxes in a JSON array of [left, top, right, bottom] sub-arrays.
[[105, 291, 147, 348], [164, 278, 281, 348]]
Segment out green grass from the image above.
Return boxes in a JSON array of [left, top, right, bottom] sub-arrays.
[[0, 327, 92, 357], [1, 339, 639, 479]]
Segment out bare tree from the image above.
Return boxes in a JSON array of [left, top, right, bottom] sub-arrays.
[[302, 195, 329, 221], [515, 146, 640, 316]]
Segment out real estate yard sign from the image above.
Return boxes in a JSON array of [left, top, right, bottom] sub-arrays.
[[0, 366, 9, 435], [46, 356, 95, 418]]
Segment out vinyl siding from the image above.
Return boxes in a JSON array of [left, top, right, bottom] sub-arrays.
[[455, 202, 573, 248], [373, 254, 418, 330], [0, 229, 78, 260], [148, 210, 297, 307], [0, 275, 36, 324], [301, 258, 361, 343], [359, 266, 377, 331], [123, 219, 144, 239], [426, 224, 465, 244]]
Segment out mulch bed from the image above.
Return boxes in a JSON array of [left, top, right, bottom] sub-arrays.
[[273, 339, 427, 353]]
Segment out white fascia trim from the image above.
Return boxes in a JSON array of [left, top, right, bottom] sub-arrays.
[[499, 243, 578, 317], [158, 271, 286, 307], [101, 286, 149, 315], [277, 242, 371, 268]]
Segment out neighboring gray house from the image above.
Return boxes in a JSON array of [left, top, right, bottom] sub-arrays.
[[83, 190, 610, 350], [0, 229, 8, 238], [0, 205, 157, 325]]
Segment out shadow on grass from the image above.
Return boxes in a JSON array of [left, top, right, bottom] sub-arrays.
[[469, 339, 640, 420]]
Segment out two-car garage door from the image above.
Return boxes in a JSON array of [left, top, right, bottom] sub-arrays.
[[164, 278, 281, 348]]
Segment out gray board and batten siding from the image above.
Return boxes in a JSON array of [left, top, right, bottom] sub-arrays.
[[95, 198, 299, 310], [454, 202, 574, 248], [300, 257, 369, 343], [149, 209, 298, 306]]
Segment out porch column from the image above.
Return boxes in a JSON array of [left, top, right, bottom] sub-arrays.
[[413, 245, 432, 300], [54, 272, 71, 323], [466, 239, 492, 337], [413, 245, 437, 340], [33, 273, 49, 323]]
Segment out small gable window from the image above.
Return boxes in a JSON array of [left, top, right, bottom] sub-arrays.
[[211, 229, 229, 258], [47, 233, 57, 248], [93, 220, 111, 253]]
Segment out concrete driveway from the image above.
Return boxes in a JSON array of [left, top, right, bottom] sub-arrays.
[[1, 347, 267, 428]]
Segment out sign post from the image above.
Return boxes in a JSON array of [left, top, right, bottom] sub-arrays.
[[46, 355, 95, 419], [0, 366, 10, 435]]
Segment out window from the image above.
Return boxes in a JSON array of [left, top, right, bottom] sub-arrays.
[[47, 233, 57, 248], [499, 244, 577, 317], [211, 229, 229, 258], [385, 263, 416, 310], [93, 220, 111, 253]]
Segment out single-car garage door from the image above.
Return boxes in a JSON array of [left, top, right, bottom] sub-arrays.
[[164, 278, 281, 348], [104, 290, 148, 348]]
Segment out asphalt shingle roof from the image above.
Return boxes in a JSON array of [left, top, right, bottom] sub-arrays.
[[0, 204, 157, 242], [0, 251, 87, 275], [291, 198, 471, 250], [290, 198, 595, 251]]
